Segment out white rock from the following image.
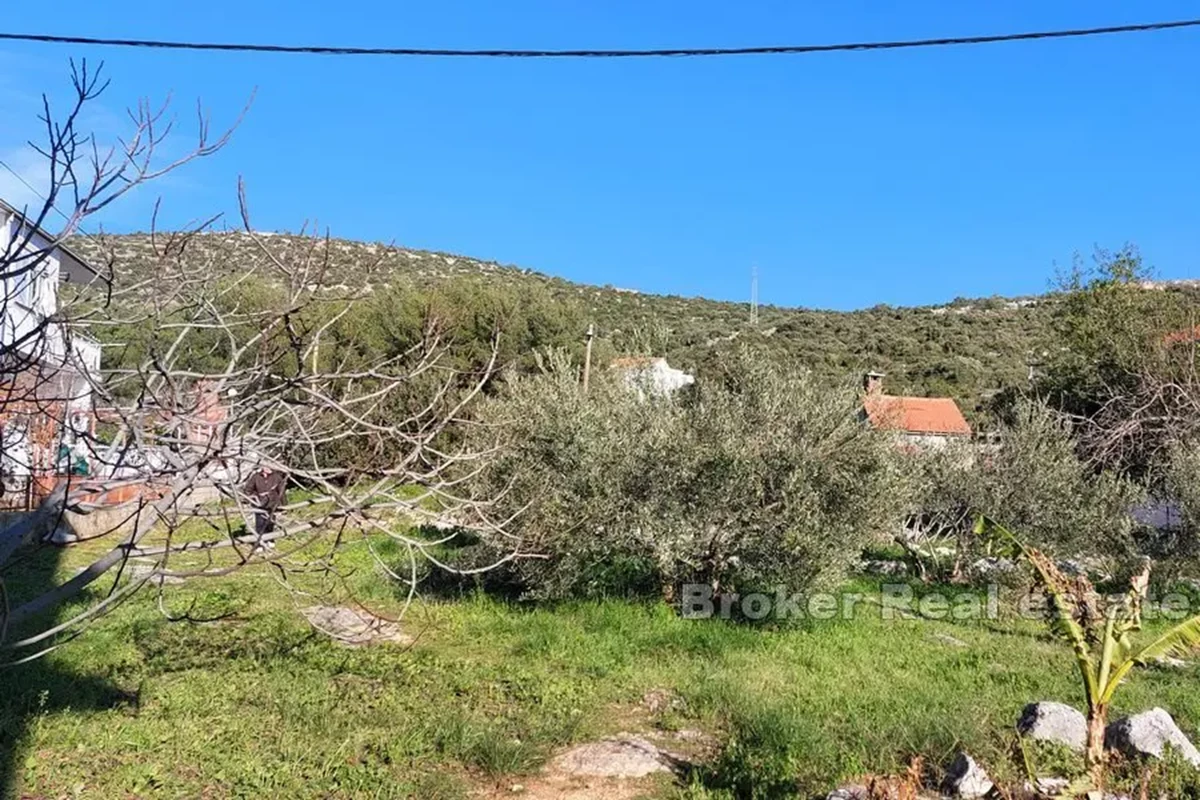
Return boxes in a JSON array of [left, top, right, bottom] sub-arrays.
[[1153, 656, 1190, 670], [972, 556, 1016, 577], [299, 605, 412, 647], [945, 752, 993, 798], [1023, 776, 1071, 797], [826, 788, 868, 800], [1018, 701, 1088, 751], [550, 735, 680, 778], [860, 559, 909, 576], [1106, 708, 1200, 767]]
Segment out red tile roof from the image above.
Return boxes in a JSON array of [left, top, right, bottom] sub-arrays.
[[863, 394, 972, 437], [1163, 326, 1200, 346]]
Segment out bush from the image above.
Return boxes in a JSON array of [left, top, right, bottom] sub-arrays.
[[463, 348, 911, 601]]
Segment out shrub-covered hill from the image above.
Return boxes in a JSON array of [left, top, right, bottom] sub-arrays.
[[71, 230, 1058, 421]]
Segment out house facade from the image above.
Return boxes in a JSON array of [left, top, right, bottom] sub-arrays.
[[0, 199, 103, 505]]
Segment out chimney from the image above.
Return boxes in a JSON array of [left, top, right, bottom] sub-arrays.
[[863, 371, 885, 395]]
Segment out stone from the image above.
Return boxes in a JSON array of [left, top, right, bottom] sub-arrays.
[[48, 523, 80, 544], [1057, 559, 1088, 577], [1152, 656, 1190, 670], [299, 605, 412, 647], [944, 752, 993, 798], [1024, 776, 1070, 797], [826, 787, 868, 800], [1018, 701, 1088, 751], [1057, 558, 1111, 583], [641, 688, 684, 714], [550, 735, 682, 778], [972, 556, 1016, 577], [860, 559, 908, 576], [1105, 708, 1200, 767]]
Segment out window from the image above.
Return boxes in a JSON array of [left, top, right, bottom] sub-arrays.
[[10, 268, 34, 307]]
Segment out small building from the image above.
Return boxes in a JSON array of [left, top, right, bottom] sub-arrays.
[[860, 371, 972, 449], [609, 356, 695, 398], [0, 198, 104, 506]]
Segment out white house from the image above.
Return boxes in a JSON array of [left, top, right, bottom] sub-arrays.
[[610, 356, 695, 399], [0, 198, 103, 493], [0, 198, 102, 371]]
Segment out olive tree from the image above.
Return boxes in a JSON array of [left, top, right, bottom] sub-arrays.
[[462, 349, 912, 601]]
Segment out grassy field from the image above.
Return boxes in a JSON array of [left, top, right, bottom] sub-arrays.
[[5, 532, 1200, 799]]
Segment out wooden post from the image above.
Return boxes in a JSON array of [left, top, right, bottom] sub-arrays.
[[582, 323, 595, 394]]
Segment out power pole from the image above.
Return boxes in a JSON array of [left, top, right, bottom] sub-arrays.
[[750, 265, 759, 327], [582, 323, 595, 394]]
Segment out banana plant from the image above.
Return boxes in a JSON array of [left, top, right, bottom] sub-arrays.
[[974, 515, 1200, 785]]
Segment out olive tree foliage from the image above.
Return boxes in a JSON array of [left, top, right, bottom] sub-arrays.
[[909, 399, 1142, 579], [462, 349, 912, 600], [362, 276, 589, 377]]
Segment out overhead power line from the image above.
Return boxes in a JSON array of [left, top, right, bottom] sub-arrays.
[[0, 18, 1198, 59]]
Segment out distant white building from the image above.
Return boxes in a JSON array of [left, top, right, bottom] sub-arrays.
[[610, 356, 695, 399]]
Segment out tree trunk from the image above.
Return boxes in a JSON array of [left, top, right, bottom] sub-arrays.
[[1086, 703, 1108, 778]]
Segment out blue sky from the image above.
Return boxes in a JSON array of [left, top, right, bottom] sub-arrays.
[[0, 1, 1197, 310]]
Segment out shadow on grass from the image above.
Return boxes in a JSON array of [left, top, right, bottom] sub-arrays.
[[0, 538, 137, 796]]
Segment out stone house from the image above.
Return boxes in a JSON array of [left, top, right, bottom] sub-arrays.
[[860, 371, 972, 449]]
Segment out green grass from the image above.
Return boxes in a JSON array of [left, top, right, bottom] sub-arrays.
[[5, 535, 1200, 799]]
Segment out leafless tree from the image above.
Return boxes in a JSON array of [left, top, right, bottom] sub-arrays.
[[0, 64, 520, 663], [1072, 338, 1200, 478], [1, 59, 244, 502], [1, 59, 244, 356]]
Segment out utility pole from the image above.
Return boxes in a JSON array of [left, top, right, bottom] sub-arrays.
[[582, 323, 595, 394], [750, 265, 759, 327]]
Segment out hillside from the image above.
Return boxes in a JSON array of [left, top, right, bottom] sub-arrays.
[[70, 230, 1059, 420]]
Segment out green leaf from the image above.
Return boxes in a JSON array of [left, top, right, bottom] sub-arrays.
[[1098, 614, 1200, 705]]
